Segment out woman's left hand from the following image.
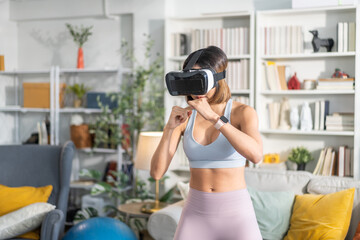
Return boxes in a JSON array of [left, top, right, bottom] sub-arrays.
[[188, 98, 218, 123]]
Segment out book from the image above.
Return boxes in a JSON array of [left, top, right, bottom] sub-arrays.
[[321, 147, 333, 176], [343, 22, 348, 52], [277, 65, 288, 90], [319, 100, 329, 130], [313, 147, 326, 175], [314, 101, 320, 130], [345, 148, 351, 177], [338, 22, 344, 52], [338, 146, 346, 177], [348, 22, 356, 52], [268, 102, 280, 129]]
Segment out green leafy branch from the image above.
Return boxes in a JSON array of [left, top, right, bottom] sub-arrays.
[[66, 23, 93, 47]]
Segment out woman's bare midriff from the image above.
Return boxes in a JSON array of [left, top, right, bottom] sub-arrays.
[[189, 166, 246, 192]]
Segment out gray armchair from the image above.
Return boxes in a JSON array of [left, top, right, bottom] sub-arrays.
[[0, 141, 75, 240]]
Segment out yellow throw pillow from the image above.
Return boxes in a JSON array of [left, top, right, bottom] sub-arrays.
[[284, 188, 355, 240], [0, 184, 53, 239]]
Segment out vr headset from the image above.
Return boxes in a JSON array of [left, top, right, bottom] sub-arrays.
[[165, 49, 226, 96]]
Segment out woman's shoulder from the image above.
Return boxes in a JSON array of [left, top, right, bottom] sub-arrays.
[[231, 100, 258, 122], [231, 100, 255, 114]]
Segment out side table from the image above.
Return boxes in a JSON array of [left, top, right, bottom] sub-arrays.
[[117, 202, 154, 240]]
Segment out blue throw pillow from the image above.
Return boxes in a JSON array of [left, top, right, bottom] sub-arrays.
[[247, 186, 295, 240]]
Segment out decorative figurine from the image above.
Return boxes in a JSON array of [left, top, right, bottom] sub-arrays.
[[278, 97, 291, 130], [300, 102, 313, 131], [309, 30, 334, 52], [332, 68, 350, 79], [290, 107, 299, 130], [288, 72, 301, 90]]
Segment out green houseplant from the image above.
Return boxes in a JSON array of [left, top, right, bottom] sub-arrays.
[[92, 34, 164, 157], [67, 83, 91, 108], [66, 23, 93, 69], [288, 146, 314, 170]]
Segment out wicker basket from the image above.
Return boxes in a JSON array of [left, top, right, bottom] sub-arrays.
[[70, 124, 91, 149]]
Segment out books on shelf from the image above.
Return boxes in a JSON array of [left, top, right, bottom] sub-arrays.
[[316, 78, 355, 90], [262, 25, 303, 55], [37, 120, 48, 145], [171, 33, 188, 56], [227, 60, 249, 90], [325, 112, 354, 131], [171, 27, 250, 57], [338, 22, 356, 52], [263, 61, 290, 90], [313, 146, 353, 177]]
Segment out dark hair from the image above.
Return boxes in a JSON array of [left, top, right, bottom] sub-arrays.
[[183, 46, 231, 104]]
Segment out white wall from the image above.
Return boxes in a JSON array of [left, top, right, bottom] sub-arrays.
[[0, 0, 17, 144]]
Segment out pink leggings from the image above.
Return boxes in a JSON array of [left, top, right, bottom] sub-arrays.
[[174, 188, 262, 240]]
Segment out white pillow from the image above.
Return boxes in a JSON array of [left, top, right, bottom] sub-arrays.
[[0, 202, 56, 239], [177, 181, 190, 200]]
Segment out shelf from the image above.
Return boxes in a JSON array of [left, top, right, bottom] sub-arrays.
[[60, 108, 104, 114], [261, 52, 355, 60], [261, 90, 355, 95], [169, 12, 252, 20], [169, 55, 251, 62], [260, 129, 354, 136], [0, 70, 50, 75], [60, 68, 132, 74], [232, 89, 251, 94], [0, 106, 50, 113], [259, 5, 356, 16]]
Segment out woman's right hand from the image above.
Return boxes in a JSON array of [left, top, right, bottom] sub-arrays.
[[165, 106, 192, 130]]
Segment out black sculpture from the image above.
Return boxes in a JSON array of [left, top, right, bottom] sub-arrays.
[[309, 30, 334, 52]]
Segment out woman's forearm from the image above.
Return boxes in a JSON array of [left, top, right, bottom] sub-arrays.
[[219, 123, 263, 164], [150, 125, 180, 179]]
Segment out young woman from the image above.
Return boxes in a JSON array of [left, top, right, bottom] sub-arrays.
[[151, 46, 263, 240]]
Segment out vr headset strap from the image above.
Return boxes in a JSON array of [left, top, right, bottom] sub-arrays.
[[183, 49, 204, 71], [213, 71, 226, 82]]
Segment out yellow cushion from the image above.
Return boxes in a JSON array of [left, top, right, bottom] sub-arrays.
[[0, 184, 53, 239], [284, 188, 355, 240]]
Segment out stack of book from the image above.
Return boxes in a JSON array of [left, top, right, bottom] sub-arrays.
[[263, 61, 291, 90], [325, 113, 354, 131], [316, 78, 354, 90], [262, 25, 303, 55], [337, 22, 356, 52], [313, 146, 353, 177], [171, 33, 187, 56], [227, 60, 249, 90]]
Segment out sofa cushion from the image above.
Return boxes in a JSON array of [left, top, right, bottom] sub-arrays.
[[307, 176, 360, 240], [0, 202, 55, 240], [245, 168, 313, 195], [148, 200, 184, 240], [248, 186, 295, 240], [284, 188, 355, 240]]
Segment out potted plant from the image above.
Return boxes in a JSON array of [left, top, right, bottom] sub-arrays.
[[66, 23, 93, 69], [92, 35, 164, 156], [288, 146, 314, 171], [67, 83, 91, 108]]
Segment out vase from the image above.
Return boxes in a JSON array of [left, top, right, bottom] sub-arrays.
[[74, 99, 82, 108], [300, 102, 313, 131], [77, 47, 84, 69], [297, 163, 306, 171], [290, 107, 299, 130]]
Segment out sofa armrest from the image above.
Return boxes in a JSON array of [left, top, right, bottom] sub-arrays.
[[148, 200, 184, 240], [40, 209, 64, 240]]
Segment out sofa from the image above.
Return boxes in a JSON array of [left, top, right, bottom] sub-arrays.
[[148, 168, 360, 240], [0, 141, 75, 240]]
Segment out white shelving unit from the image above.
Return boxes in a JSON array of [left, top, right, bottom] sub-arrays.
[[256, 6, 360, 179], [0, 66, 132, 175], [164, 12, 255, 171], [164, 12, 255, 120]]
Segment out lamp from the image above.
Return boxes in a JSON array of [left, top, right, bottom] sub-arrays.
[[134, 131, 168, 213]]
